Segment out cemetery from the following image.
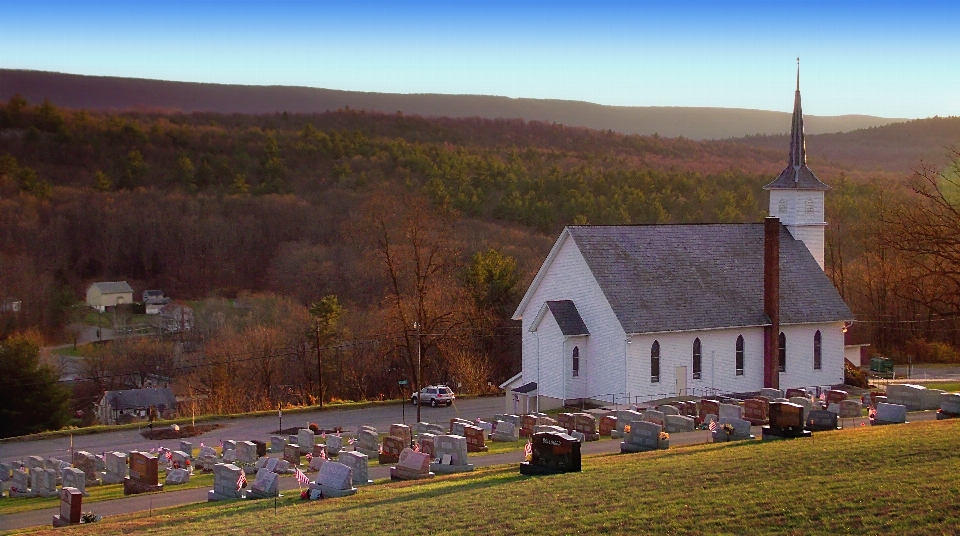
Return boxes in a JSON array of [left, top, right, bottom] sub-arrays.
[[2, 385, 958, 532]]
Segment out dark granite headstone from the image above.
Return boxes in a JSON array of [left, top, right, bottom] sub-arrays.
[[743, 399, 769, 425], [762, 402, 811, 440], [378, 435, 405, 464], [520, 432, 581, 475], [123, 452, 163, 495], [52, 486, 82, 527], [806, 409, 840, 431], [699, 400, 720, 424]]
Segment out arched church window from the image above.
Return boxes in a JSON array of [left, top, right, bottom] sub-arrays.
[[736, 335, 744, 376], [813, 331, 822, 370], [778, 332, 787, 373], [778, 199, 788, 213], [651, 341, 660, 383], [572, 346, 580, 378], [692, 338, 702, 379]]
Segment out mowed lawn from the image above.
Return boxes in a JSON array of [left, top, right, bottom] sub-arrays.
[[15, 419, 960, 535]]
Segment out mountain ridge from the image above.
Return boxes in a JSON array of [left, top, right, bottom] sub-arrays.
[[0, 69, 905, 140]]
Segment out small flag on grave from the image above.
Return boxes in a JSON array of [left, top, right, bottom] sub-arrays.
[[523, 439, 533, 461], [295, 467, 309, 486], [237, 471, 247, 490], [413, 442, 420, 453], [708, 420, 718, 432]]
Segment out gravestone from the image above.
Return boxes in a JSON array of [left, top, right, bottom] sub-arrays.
[[123, 452, 163, 495], [557, 413, 576, 432], [920, 388, 946, 411], [0, 462, 11, 482], [475, 420, 493, 437], [743, 399, 769, 425], [289, 435, 299, 446], [235, 441, 258, 465], [788, 397, 814, 422], [574, 413, 599, 441], [208, 463, 244, 501], [785, 388, 809, 399], [872, 395, 888, 407], [464, 425, 489, 452], [762, 402, 811, 440], [885, 384, 924, 411], [621, 421, 668, 453], [939, 393, 960, 419], [418, 433, 436, 458], [27, 455, 44, 472], [718, 403, 743, 421], [283, 443, 301, 466], [389, 424, 412, 446], [339, 451, 372, 485], [246, 468, 280, 499], [326, 435, 344, 457], [309, 461, 357, 498], [71, 451, 103, 486], [31, 467, 58, 497], [873, 402, 907, 425], [52, 486, 82, 527], [521, 432, 581, 475], [379, 435, 406, 464], [450, 420, 469, 438], [825, 390, 848, 408], [298, 429, 316, 454], [416, 422, 446, 436], [179, 441, 193, 455], [491, 420, 519, 442], [642, 410, 665, 426], [165, 468, 191, 485], [520, 415, 537, 438], [613, 410, 643, 438], [196, 446, 219, 472], [599, 415, 617, 437], [171, 450, 192, 470], [838, 400, 863, 419], [431, 435, 473, 473], [806, 410, 840, 431], [699, 400, 720, 424], [536, 425, 569, 435], [102, 452, 127, 484], [252, 440, 267, 458], [712, 417, 755, 442], [760, 388, 783, 400], [222, 440, 237, 452], [664, 414, 695, 433], [60, 467, 88, 496], [390, 448, 434, 480], [10, 468, 31, 497], [657, 404, 680, 416], [270, 435, 286, 453], [355, 428, 380, 458]]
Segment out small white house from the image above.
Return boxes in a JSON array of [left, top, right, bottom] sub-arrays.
[[86, 281, 134, 312], [509, 75, 854, 412]]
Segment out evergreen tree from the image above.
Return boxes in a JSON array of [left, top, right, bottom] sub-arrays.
[[0, 333, 71, 438]]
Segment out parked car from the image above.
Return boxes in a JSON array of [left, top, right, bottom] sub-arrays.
[[411, 385, 456, 407]]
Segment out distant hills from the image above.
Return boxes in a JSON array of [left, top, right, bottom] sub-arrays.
[[0, 69, 905, 140]]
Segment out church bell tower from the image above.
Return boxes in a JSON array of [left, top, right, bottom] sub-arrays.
[[763, 60, 830, 270]]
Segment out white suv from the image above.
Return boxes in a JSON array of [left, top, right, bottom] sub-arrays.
[[411, 385, 455, 407]]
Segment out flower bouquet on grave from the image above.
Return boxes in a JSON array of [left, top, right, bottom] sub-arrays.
[[300, 489, 310, 501], [658, 431, 670, 450], [81, 512, 102, 524]]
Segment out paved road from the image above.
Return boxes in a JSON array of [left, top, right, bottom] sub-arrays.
[[0, 408, 942, 532], [0, 396, 505, 464]]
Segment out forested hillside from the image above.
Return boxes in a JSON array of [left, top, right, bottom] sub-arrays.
[[1, 96, 958, 416]]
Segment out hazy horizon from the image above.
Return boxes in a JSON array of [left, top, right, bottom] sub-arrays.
[[1, 0, 957, 119]]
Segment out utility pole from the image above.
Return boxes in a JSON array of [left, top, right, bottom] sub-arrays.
[[315, 321, 323, 409], [415, 321, 421, 424]]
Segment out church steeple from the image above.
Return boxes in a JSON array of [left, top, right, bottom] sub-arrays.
[[789, 58, 805, 171], [764, 61, 830, 270]]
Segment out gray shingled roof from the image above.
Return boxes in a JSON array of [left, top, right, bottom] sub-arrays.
[[104, 387, 176, 411], [567, 224, 852, 334], [546, 300, 590, 336], [91, 281, 134, 294], [764, 165, 831, 190]]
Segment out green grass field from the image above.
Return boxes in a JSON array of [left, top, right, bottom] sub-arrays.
[[14, 419, 960, 535], [920, 381, 960, 393]]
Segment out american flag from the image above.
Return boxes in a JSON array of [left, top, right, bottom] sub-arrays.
[[869, 407, 877, 419], [413, 442, 420, 453], [708, 420, 718, 432], [348, 437, 356, 445], [295, 467, 310, 486], [236, 471, 247, 490], [523, 439, 533, 460], [321, 431, 326, 439], [319, 447, 327, 460]]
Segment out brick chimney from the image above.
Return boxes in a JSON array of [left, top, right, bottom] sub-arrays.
[[763, 217, 781, 389]]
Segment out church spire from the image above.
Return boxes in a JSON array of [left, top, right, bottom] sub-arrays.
[[789, 57, 805, 172]]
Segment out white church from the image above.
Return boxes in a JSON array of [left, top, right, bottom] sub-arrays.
[[503, 72, 854, 412]]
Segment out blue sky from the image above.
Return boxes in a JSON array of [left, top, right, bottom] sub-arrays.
[[1, 0, 957, 118]]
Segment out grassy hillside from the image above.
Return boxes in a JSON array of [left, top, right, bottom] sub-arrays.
[[0, 69, 904, 140], [16, 419, 960, 535]]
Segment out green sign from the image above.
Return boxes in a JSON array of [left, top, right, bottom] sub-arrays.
[[398, 380, 409, 385]]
